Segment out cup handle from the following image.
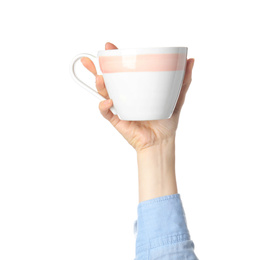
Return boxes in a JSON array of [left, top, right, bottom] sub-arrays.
[[70, 53, 117, 115]]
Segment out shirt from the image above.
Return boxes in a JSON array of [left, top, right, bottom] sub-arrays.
[[133, 193, 199, 260]]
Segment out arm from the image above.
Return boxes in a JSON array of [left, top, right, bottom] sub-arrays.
[[134, 137, 198, 260], [81, 42, 198, 260], [137, 136, 177, 203]]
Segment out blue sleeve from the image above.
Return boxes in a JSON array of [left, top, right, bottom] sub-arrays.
[[133, 193, 199, 260]]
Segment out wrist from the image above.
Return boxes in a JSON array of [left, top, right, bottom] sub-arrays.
[[136, 136, 177, 203]]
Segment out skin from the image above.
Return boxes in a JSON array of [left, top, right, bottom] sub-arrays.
[[81, 42, 195, 202], [81, 42, 195, 153]]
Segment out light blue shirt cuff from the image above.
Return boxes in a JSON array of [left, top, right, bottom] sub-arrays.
[[134, 193, 198, 260]]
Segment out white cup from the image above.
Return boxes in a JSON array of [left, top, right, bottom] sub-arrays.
[[70, 47, 188, 121]]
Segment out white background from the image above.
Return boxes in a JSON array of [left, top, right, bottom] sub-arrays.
[[0, 0, 276, 259]]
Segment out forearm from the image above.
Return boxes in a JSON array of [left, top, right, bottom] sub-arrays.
[[134, 139, 199, 259], [136, 135, 178, 203]]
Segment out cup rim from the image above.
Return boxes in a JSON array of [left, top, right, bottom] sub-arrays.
[[97, 47, 188, 56]]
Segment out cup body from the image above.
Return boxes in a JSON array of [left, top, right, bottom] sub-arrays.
[[98, 47, 187, 121]]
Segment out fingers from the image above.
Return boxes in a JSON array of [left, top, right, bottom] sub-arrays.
[[81, 42, 118, 98], [81, 42, 118, 72], [80, 57, 97, 76], [96, 75, 109, 99], [105, 42, 118, 50], [173, 58, 195, 115], [99, 99, 120, 126], [80, 43, 120, 126], [95, 42, 118, 98], [80, 58, 110, 99], [98, 42, 121, 126]]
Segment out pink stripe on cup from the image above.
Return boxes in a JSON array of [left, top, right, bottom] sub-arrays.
[[99, 53, 187, 73]]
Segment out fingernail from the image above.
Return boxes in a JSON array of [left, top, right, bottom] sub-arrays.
[[192, 59, 195, 69]]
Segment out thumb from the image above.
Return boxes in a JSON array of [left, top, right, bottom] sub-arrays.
[[173, 58, 195, 115]]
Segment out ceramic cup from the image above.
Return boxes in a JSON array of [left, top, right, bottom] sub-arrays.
[[70, 47, 188, 121]]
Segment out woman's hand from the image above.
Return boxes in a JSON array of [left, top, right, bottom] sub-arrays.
[[81, 42, 195, 153]]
